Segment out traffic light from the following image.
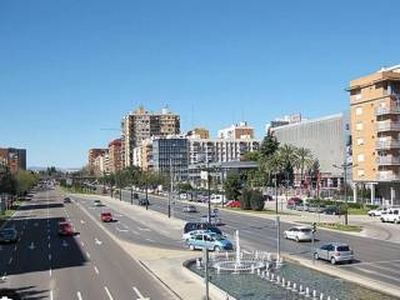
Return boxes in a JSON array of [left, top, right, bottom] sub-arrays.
[[312, 222, 317, 233]]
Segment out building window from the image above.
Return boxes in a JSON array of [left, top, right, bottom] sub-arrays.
[[356, 107, 363, 115], [356, 122, 363, 131], [357, 154, 365, 162], [357, 138, 364, 146]]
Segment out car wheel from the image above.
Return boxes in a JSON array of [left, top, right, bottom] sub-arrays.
[[214, 246, 221, 252], [283, 233, 288, 239], [314, 253, 319, 260], [189, 244, 195, 251], [295, 236, 300, 243], [348, 260, 353, 264], [330, 257, 336, 265]]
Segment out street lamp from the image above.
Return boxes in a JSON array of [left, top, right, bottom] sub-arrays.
[[333, 162, 356, 225]]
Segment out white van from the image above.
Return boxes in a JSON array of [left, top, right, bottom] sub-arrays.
[[383, 208, 400, 224], [210, 194, 225, 204]]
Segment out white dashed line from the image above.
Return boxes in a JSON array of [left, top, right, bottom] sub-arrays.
[[131, 230, 139, 235], [1, 272, 7, 281], [48, 254, 52, 260], [48, 243, 51, 249], [14, 245, 17, 251], [48, 235, 51, 240], [145, 238, 155, 243], [77, 291, 83, 300], [94, 266, 99, 275], [86, 251, 91, 259], [104, 286, 114, 300], [49, 268, 52, 277], [8, 257, 13, 264], [81, 241, 85, 247], [50, 290, 54, 300]]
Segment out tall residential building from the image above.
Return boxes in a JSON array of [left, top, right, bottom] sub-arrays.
[[348, 65, 400, 206], [88, 148, 108, 173], [132, 138, 153, 171], [121, 106, 180, 167], [93, 151, 110, 176], [185, 128, 210, 140], [270, 113, 351, 188], [218, 121, 254, 140], [108, 139, 122, 174], [0, 147, 27, 174], [152, 138, 188, 182]]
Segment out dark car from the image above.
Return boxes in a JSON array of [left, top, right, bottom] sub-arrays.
[[101, 212, 113, 222], [287, 197, 303, 209], [63, 197, 72, 203], [0, 228, 18, 243], [323, 206, 341, 215], [183, 222, 222, 236], [138, 198, 149, 206], [58, 221, 74, 236]]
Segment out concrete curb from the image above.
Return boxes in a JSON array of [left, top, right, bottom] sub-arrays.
[[182, 258, 237, 300], [283, 254, 400, 298]]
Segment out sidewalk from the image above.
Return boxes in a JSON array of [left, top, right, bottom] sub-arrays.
[[73, 193, 234, 300]]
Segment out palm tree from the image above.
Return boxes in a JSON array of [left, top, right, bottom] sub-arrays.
[[277, 144, 298, 187], [295, 147, 314, 187]]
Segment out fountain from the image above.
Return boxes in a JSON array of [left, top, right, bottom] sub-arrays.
[[211, 230, 267, 274]]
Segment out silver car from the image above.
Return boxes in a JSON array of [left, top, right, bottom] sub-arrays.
[[314, 243, 354, 264], [283, 226, 312, 242]]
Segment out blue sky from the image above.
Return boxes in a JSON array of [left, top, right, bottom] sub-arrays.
[[1, 1, 399, 168]]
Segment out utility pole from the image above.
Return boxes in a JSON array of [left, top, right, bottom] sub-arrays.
[[311, 222, 316, 262], [276, 215, 281, 263], [207, 167, 212, 224], [168, 158, 173, 218], [344, 163, 348, 225], [203, 247, 210, 300], [275, 173, 278, 215]]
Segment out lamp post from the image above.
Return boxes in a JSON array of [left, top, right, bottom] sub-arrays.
[[333, 162, 355, 225]]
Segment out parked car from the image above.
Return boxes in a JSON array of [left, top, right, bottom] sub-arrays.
[[200, 214, 222, 225], [286, 197, 303, 209], [226, 200, 241, 208], [183, 222, 222, 236], [308, 204, 326, 213], [0, 228, 18, 243], [210, 194, 226, 204], [368, 206, 389, 217], [381, 208, 400, 223], [295, 203, 310, 211], [58, 221, 74, 236], [63, 197, 72, 204], [323, 206, 341, 215], [179, 193, 188, 200], [313, 243, 354, 264], [182, 205, 198, 213], [186, 232, 233, 251], [101, 212, 113, 222], [138, 198, 150, 206], [283, 226, 312, 242]]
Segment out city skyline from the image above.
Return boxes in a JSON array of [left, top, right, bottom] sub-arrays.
[[1, 1, 399, 168]]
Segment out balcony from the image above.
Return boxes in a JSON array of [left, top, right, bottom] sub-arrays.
[[375, 106, 400, 116], [375, 140, 400, 149], [375, 121, 400, 132], [377, 172, 400, 182], [376, 156, 400, 166]]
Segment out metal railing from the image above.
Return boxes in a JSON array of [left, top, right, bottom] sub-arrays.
[[375, 140, 400, 149], [376, 122, 400, 132], [376, 156, 400, 165]]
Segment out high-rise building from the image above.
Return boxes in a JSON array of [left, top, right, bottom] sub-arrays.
[[108, 139, 122, 174], [132, 138, 153, 171], [218, 121, 254, 140], [0, 147, 27, 174], [185, 128, 210, 140], [121, 106, 180, 167], [152, 138, 188, 182], [88, 148, 108, 174], [348, 64, 400, 206]]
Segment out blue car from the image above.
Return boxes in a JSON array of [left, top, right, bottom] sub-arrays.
[[186, 232, 233, 251]]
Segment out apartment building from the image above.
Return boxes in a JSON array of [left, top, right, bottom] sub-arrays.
[[108, 139, 122, 174], [93, 151, 110, 176], [349, 65, 400, 206], [132, 138, 153, 171], [186, 128, 210, 139], [0, 147, 27, 174], [270, 113, 351, 189], [88, 148, 107, 174], [218, 121, 254, 140], [121, 106, 180, 167]]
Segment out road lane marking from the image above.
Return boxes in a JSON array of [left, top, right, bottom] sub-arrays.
[[62, 240, 68, 247], [94, 266, 99, 274], [145, 238, 155, 243], [138, 227, 151, 232], [132, 287, 150, 300], [48, 254, 52, 260], [14, 245, 17, 251], [49, 268, 52, 277], [81, 241, 85, 247], [116, 226, 129, 232], [242, 249, 251, 254], [80, 220, 86, 224], [104, 286, 114, 300], [48, 235, 51, 240], [1, 272, 6, 281], [77, 291, 83, 300], [95, 238, 103, 245], [131, 230, 139, 235], [28, 242, 35, 250], [48, 243, 51, 249], [50, 290, 54, 300], [8, 257, 13, 264], [86, 251, 91, 259]]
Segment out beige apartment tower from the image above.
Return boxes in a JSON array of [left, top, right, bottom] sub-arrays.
[[349, 65, 400, 206], [121, 106, 180, 167]]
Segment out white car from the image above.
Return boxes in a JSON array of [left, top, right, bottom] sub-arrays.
[[210, 194, 225, 204], [283, 226, 313, 242], [368, 207, 389, 217], [182, 229, 214, 240], [382, 208, 400, 223]]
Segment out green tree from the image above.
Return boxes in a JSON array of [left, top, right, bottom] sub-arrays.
[[239, 187, 252, 210], [250, 189, 264, 211], [260, 132, 279, 158], [0, 166, 16, 194], [295, 147, 314, 187], [242, 151, 260, 162], [15, 170, 38, 196], [277, 144, 298, 186], [224, 173, 242, 200]]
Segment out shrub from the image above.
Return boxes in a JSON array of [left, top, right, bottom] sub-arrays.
[[239, 188, 252, 210], [250, 190, 265, 211]]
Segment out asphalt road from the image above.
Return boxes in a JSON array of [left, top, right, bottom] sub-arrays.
[[0, 188, 176, 300], [104, 188, 400, 290]]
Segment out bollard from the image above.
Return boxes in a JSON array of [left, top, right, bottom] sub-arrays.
[[305, 287, 310, 297], [276, 275, 280, 284], [271, 273, 275, 282], [257, 269, 260, 276], [281, 277, 285, 287], [196, 258, 202, 269], [293, 283, 297, 292], [320, 293, 324, 300], [287, 281, 291, 290], [313, 290, 317, 299], [299, 285, 304, 295]]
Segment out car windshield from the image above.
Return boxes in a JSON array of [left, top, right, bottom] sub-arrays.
[[300, 228, 311, 233], [337, 246, 350, 251]]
